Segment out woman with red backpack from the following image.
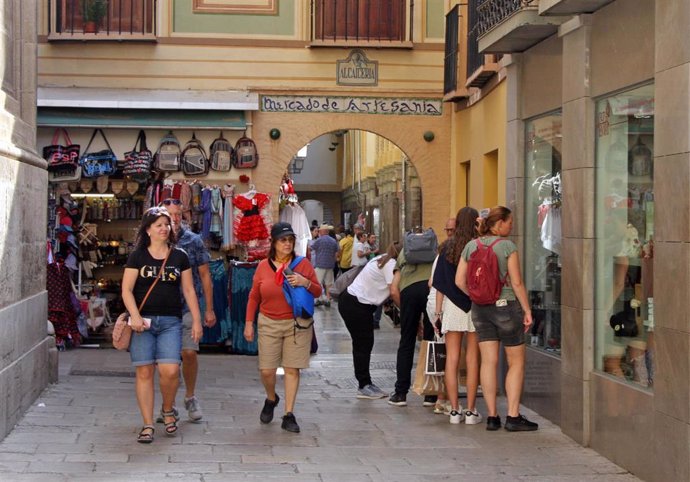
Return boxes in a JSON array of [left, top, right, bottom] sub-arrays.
[[455, 206, 537, 432]]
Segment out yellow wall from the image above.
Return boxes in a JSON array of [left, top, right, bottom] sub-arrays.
[[451, 81, 507, 215]]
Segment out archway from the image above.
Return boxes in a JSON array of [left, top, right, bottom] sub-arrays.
[[250, 108, 452, 236]]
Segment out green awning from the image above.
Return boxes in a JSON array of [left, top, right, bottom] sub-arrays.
[[37, 108, 246, 130]]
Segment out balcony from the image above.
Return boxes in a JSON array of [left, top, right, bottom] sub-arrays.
[[310, 0, 413, 48], [466, 0, 500, 89], [476, 0, 569, 53], [48, 0, 156, 41], [538, 0, 614, 16]]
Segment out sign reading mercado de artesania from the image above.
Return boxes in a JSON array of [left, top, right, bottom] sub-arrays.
[[260, 95, 443, 116]]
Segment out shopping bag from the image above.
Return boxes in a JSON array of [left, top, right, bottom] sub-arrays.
[[412, 340, 446, 396], [425, 337, 446, 375]]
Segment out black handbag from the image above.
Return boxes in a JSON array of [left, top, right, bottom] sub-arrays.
[[80, 129, 118, 178], [123, 130, 153, 183], [43, 128, 80, 172]]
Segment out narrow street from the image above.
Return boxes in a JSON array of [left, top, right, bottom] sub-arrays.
[[0, 306, 638, 481]]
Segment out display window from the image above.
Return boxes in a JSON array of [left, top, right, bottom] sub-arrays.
[[524, 112, 562, 354], [595, 83, 654, 389]]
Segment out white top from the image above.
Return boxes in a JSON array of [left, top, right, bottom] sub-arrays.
[[351, 240, 369, 266], [347, 256, 396, 306]]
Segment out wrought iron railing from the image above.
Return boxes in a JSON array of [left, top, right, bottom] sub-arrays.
[[311, 0, 413, 43], [443, 5, 459, 95], [466, 0, 482, 77], [50, 0, 156, 38], [476, 0, 537, 37]]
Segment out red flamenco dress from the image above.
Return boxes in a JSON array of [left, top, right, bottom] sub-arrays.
[[233, 192, 271, 260]]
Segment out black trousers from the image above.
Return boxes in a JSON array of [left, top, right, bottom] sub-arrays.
[[394, 280, 434, 395], [337, 290, 377, 389]]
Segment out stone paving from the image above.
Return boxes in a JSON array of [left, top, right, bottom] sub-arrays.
[[0, 304, 640, 481]]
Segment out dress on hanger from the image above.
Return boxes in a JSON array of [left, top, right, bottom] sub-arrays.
[[222, 184, 235, 250], [210, 187, 223, 236], [233, 192, 270, 242]]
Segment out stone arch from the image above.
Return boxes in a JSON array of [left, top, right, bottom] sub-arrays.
[[251, 108, 452, 235]]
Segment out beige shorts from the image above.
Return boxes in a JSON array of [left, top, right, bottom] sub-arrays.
[[314, 267, 335, 287], [257, 312, 313, 369], [182, 312, 199, 351]]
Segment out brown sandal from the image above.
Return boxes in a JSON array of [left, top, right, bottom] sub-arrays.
[[137, 425, 155, 444]]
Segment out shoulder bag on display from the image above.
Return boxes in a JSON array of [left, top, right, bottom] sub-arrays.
[[43, 128, 80, 172], [79, 128, 118, 178], [233, 136, 259, 169], [112, 250, 170, 350], [181, 133, 209, 176], [403, 228, 438, 264], [123, 130, 153, 183], [154, 131, 181, 172], [209, 131, 235, 172]]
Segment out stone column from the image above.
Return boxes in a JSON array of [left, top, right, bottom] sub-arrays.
[[558, 14, 595, 446], [0, 1, 55, 441], [652, 1, 690, 480]]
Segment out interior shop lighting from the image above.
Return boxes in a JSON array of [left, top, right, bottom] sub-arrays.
[[71, 193, 116, 199]]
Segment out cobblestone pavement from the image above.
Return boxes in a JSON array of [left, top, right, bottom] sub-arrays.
[[0, 304, 640, 481]]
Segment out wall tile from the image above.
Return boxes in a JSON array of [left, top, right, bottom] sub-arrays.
[[654, 153, 690, 243], [654, 327, 690, 423], [561, 23, 590, 103], [561, 305, 584, 378], [651, 410, 690, 482], [522, 348, 561, 423], [560, 373, 584, 444], [655, 0, 690, 73], [654, 241, 690, 333], [561, 238, 583, 310], [562, 98, 595, 170], [655, 65, 690, 158]]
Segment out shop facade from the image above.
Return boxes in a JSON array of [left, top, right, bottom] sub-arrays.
[[482, 0, 686, 479]]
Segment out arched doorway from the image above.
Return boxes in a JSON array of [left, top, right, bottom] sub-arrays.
[[282, 130, 422, 250]]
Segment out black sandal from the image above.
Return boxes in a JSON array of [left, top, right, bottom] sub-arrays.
[[161, 409, 179, 436], [137, 425, 155, 444]]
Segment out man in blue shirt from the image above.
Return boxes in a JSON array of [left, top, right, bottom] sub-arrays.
[[310, 224, 340, 307], [161, 199, 216, 422]]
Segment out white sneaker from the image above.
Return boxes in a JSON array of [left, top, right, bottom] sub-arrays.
[[449, 409, 464, 424], [464, 409, 483, 425]]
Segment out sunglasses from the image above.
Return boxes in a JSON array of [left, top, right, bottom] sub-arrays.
[[161, 199, 182, 206], [277, 237, 295, 243]]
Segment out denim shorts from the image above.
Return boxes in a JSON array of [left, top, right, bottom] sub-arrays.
[[471, 301, 525, 346], [129, 315, 183, 366]]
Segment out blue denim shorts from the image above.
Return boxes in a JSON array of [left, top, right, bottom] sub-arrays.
[[129, 315, 183, 366]]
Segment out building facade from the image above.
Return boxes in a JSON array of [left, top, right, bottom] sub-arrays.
[[477, 0, 687, 479], [0, 1, 58, 441], [37, 0, 454, 237]]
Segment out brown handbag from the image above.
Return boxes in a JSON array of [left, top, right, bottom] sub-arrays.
[[112, 250, 171, 350]]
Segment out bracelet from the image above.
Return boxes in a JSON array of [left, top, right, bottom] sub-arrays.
[[434, 311, 443, 316]]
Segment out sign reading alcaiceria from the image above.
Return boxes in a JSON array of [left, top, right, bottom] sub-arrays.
[[260, 95, 442, 116]]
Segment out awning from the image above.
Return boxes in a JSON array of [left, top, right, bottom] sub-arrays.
[[37, 107, 246, 130]]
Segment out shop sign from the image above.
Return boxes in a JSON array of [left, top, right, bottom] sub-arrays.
[[260, 95, 442, 116], [337, 49, 378, 86]]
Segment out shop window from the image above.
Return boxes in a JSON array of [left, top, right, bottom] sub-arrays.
[[595, 84, 654, 389], [524, 112, 562, 355]]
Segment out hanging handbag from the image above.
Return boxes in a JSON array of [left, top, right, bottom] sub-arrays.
[[43, 128, 80, 172], [80, 128, 118, 178], [112, 250, 170, 350], [123, 130, 153, 183]]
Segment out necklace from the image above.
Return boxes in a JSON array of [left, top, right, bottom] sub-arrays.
[[274, 256, 291, 265]]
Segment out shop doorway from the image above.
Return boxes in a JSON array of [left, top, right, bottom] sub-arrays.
[[281, 129, 421, 250]]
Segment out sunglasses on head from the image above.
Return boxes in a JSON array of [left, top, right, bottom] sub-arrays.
[[161, 199, 182, 206]]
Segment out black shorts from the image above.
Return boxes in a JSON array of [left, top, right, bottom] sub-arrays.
[[471, 301, 525, 346]]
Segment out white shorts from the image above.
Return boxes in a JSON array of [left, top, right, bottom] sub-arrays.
[[426, 290, 475, 334]]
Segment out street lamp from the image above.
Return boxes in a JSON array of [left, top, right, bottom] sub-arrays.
[[288, 145, 308, 175]]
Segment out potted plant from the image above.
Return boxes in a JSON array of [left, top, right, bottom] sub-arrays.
[[81, 0, 107, 34]]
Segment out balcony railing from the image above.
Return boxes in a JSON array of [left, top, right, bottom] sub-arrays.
[[311, 0, 413, 45], [443, 5, 459, 95], [49, 0, 156, 40], [476, 0, 537, 38], [466, 0, 501, 88]]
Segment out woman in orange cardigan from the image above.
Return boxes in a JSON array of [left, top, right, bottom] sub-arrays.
[[244, 222, 321, 434]]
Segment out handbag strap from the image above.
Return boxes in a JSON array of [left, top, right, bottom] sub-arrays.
[[132, 129, 147, 152], [83, 128, 114, 154], [137, 249, 171, 313], [52, 128, 73, 146]]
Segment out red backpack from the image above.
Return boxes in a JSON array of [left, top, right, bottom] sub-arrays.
[[466, 238, 506, 305]]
